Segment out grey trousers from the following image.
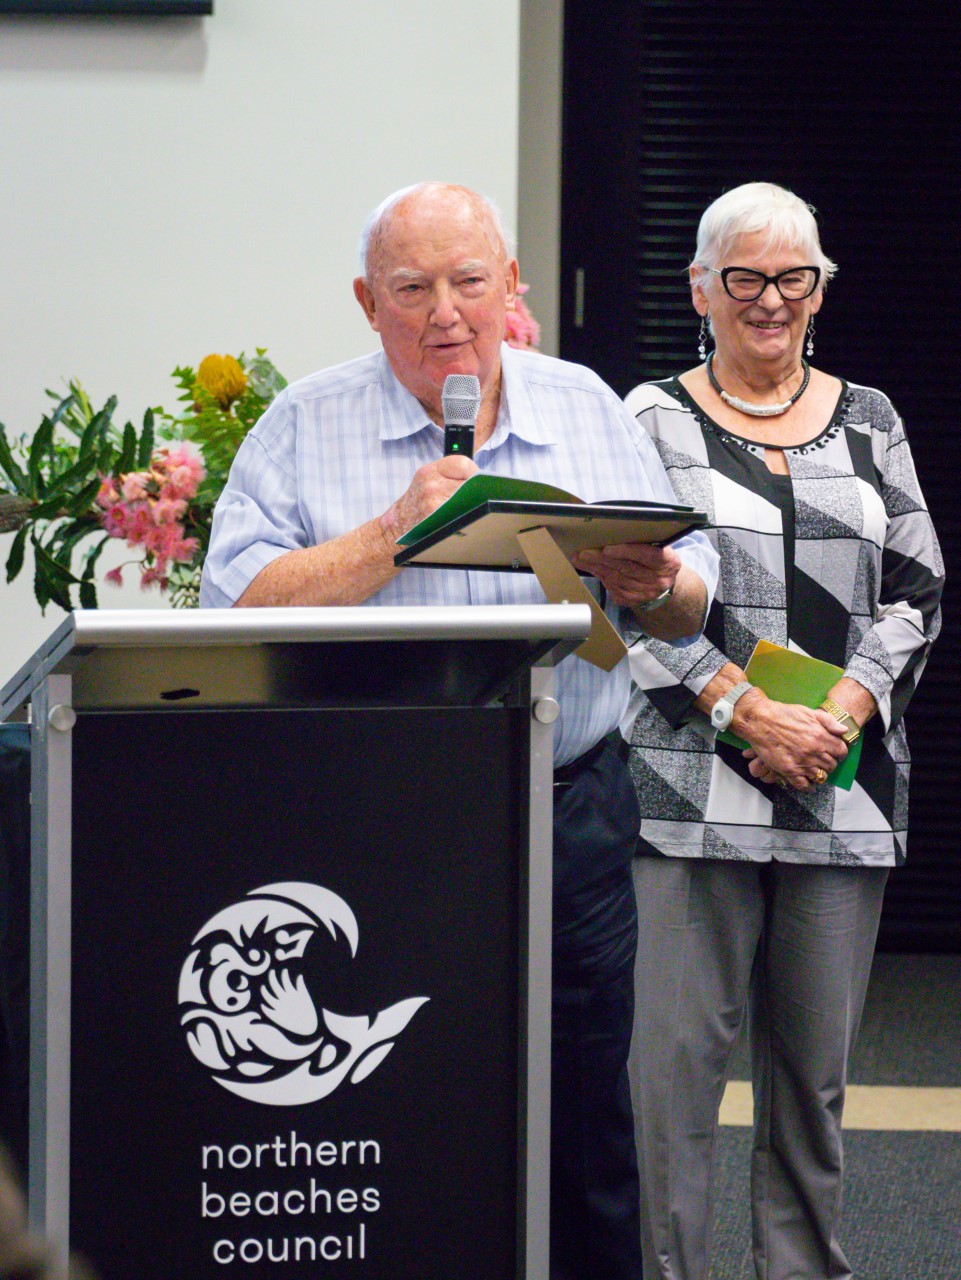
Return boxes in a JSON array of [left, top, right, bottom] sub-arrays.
[[628, 856, 888, 1280]]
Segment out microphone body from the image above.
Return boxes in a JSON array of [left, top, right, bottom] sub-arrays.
[[442, 374, 481, 459]]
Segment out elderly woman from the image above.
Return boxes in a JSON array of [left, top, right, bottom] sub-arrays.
[[622, 182, 943, 1280]]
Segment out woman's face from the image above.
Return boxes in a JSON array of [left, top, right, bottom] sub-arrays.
[[693, 229, 823, 371]]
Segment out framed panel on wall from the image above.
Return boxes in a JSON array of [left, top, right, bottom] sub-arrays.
[[0, 1, 212, 13]]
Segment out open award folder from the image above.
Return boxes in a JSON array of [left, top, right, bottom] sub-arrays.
[[394, 474, 706, 570], [717, 640, 862, 790], [394, 474, 708, 672]]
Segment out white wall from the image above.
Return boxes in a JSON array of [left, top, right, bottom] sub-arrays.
[[0, 0, 522, 683]]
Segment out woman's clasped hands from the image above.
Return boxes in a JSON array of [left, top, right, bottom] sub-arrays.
[[736, 693, 850, 791]]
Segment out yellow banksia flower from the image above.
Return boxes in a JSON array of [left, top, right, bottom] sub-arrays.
[[194, 354, 247, 410]]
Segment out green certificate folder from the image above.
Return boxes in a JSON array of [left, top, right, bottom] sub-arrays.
[[718, 640, 862, 790], [395, 473, 705, 571]]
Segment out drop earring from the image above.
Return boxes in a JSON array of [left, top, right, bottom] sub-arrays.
[[698, 317, 709, 362], [806, 319, 815, 358]]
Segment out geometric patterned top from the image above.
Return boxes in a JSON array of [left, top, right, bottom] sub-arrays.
[[621, 378, 944, 866]]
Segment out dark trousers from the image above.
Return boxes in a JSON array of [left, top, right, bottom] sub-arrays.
[[550, 737, 642, 1280]]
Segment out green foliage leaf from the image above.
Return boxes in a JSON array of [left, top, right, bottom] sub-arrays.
[[137, 408, 156, 469], [40, 451, 101, 506], [32, 538, 73, 613], [24, 492, 69, 522], [5, 525, 28, 584], [34, 561, 51, 613], [117, 420, 138, 475], [27, 416, 56, 497], [0, 425, 29, 493], [51, 516, 101, 564], [80, 537, 109, 608], [34, 538, 78, 586], [78, 577, 99, 610]]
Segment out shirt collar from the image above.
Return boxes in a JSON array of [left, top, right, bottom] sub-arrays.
[[377, 344, 558, 449], [377, 351, 435, 441], [488, 343, 557, 449]]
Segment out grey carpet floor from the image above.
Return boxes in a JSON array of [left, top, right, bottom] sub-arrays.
[[708, 953, 961, 1279]]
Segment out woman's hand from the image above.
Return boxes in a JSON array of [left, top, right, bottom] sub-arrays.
[[734, 692, 849, 790]]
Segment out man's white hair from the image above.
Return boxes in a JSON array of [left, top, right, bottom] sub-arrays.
[[357, 182, 516, 277], [692, 181, 838, 286]]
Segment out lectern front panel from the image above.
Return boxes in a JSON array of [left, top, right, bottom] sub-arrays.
[[66, 705, 527, 1279]]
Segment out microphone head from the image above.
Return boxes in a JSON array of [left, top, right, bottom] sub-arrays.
[[441, 374, 481, 426]]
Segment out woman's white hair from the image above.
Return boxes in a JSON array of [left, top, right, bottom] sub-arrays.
[[357, 182, 515, 277], [692, 181, 837, 287]]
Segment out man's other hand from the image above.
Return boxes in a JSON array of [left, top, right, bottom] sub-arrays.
[[572, 542, 681, 610]]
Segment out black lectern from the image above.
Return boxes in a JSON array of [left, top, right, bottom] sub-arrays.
[[0, 604, 592, 1280]]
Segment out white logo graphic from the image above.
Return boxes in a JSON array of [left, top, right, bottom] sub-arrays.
[[178, 882, 429, 1105]]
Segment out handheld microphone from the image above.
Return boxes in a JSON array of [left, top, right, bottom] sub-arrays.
[[442, 374, 481, 459]]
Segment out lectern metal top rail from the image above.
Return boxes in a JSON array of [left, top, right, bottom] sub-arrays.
[[1, 604, 593, 718]]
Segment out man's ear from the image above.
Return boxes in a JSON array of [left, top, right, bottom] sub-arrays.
[[505, 258, 520, 308], [353, 277, 380, 331]]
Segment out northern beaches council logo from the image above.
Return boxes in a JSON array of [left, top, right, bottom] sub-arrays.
[[178, 882, 429, 1105]]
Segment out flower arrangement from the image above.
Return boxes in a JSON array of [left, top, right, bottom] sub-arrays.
[[0, 286, 541, 612], [0, 350, 286, 610]]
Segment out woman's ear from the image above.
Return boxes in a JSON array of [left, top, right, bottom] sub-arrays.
[[690, 266, 710, 317]]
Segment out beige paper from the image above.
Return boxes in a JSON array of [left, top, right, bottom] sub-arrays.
[[517, 526, 627, 672]]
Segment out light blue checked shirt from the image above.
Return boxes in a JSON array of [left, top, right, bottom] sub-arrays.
[[201, 344, 718, 764]]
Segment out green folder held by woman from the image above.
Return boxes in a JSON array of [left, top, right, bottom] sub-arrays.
[[718, 640, 862, 790]]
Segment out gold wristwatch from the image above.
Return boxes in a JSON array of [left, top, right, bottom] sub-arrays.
[[820, 697, 861, 745]]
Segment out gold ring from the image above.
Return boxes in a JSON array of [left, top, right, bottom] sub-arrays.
[[813, 767, 828, 785]]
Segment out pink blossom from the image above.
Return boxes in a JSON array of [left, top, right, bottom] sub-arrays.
[[96, 476, 119, 507], [162, 466, 201, 500], [100, 504, 129, 538], [151, 497, 188, 525], [120, 472, 149, 503], [160, 443, 205, 499], [164, 440, 204, 471], [139, 566, 168, 590], [104, 567, 124, 588], [505, 285, 542, 350], [125, 506, 153, 546]]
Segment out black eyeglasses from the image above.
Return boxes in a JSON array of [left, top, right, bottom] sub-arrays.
[[707, 266, 821, 302]]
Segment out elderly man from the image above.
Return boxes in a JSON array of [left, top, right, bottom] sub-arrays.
[[201, 182, 718, 1279]]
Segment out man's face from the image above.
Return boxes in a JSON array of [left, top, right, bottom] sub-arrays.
[[353, 188, 519, 421]]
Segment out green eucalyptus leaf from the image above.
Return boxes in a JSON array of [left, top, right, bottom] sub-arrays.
[[51, 517, 100, 564], [34, 539, 79, 586], [82, 535, 108, 578], [117, 421, 137, 475], [48, 391, 76, 429], [42, 451, 100, 501], [0, 426, 29, 492], [96, 433, 121, 473], [71, 476, 104, 514], [27, 416, 56, 497], [25, 493, 69, 522], [43, 568, 73, 613], [34, 562, 51, 612], [78, 577, 99, 610], [78, 406, 103, 458], [5, 525, 28, 583], [137, 408, 156, 469]]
